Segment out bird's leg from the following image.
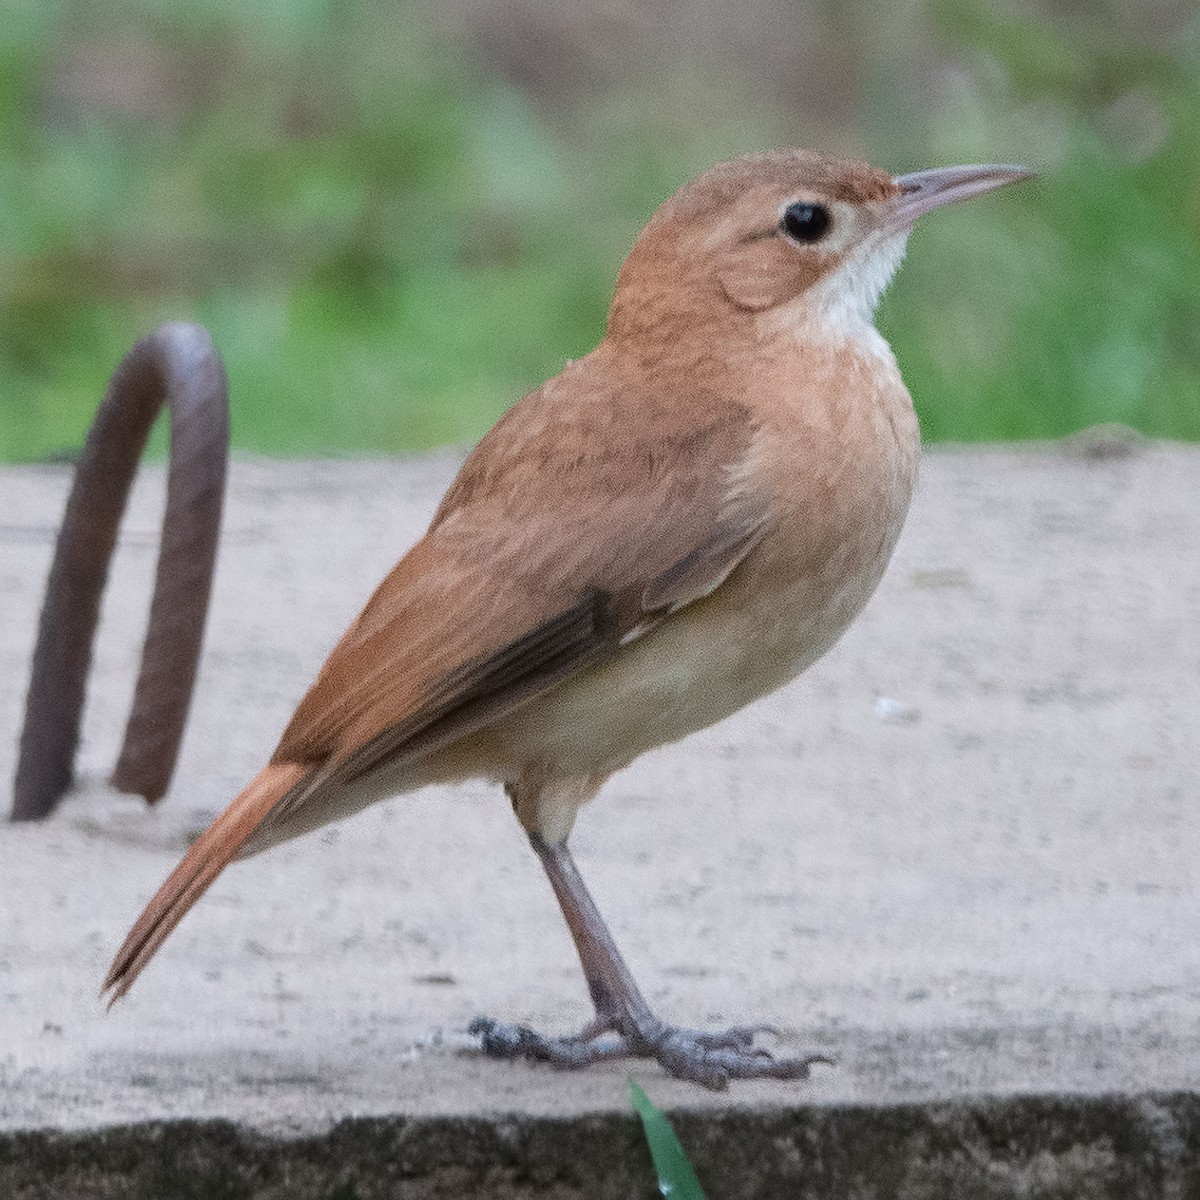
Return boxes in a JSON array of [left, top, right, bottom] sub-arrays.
[[470, 833, 833, 1090]]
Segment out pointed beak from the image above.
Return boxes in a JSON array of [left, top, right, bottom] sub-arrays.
[[885, 163, 1034, 231]]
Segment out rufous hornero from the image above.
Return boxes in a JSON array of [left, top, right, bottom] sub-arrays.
[[105, 149, 1031, 1089]]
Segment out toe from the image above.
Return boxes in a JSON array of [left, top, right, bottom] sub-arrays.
[[470, 1016, 529, 1058]]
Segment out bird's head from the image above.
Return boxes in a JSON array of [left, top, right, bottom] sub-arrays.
[[606, 149, 1031, 351]]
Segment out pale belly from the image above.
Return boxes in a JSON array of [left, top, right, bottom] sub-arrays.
[[489, 523, 899, 781]]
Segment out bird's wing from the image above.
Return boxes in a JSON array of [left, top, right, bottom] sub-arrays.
[[104, 380, 769, 1001], [271, 381, 769, 785]]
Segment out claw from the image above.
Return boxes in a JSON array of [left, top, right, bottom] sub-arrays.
[[470, 1014, 834, 1088]]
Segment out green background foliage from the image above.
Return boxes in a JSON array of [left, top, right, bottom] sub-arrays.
[[1, 0, 1196, 461]]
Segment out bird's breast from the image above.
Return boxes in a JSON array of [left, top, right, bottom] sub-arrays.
[[491, 341, 920, 779]]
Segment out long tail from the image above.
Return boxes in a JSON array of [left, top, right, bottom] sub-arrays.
[[102, 761, 308, 1003]]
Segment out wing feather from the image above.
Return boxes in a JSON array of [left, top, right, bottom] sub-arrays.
[[272, 379, 770, 792]]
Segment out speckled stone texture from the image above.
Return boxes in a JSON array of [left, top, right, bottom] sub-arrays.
[[2, 442, 1197, 1195]]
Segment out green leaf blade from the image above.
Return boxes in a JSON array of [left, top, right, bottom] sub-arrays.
[[628, 1077, 708, 1200]]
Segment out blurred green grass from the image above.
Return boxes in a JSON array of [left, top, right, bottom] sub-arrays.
[[877, 0, 1200, 441], [0, 0, 1196, 462]]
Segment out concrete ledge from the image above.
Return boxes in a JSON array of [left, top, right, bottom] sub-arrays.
[[2, 443, 1198, 1193], [4, 1094, 1199, 1198]]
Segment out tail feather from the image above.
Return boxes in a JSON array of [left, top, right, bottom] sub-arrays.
[[102, 762, 308, 1003]]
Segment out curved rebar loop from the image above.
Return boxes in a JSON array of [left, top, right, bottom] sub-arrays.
[[12, 323, 229, 821]]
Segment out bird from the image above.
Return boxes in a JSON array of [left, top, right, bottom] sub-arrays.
[[104, 148, 1030, 1089]]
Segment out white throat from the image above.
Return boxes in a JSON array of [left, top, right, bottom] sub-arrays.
[[771, 230, 909, 360]]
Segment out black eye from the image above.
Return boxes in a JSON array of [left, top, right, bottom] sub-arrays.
[[780, 202, 831, 244]]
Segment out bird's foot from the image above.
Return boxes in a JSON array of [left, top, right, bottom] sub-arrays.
[[469, 1014, 834, 1091]]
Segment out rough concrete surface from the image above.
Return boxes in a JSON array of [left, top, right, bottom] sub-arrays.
[[1, 443, 1198, 1196]]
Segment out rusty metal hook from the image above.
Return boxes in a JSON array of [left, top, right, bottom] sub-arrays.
[[12, 323, 229, 820]]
